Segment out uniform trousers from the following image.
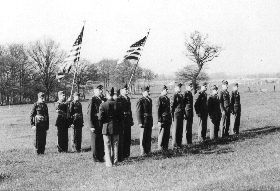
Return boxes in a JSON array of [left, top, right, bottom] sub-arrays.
[[57, 125, 68, 152], [230, 112, 241, 135], [197, 115, 208, 141], [71, 126, 82, 152], [172, 115, 184, 147], [185, 117, 193, 144], [118, 126, 124, 162], [90, 131, 105, 161], [34, 124, 47, 154], [123, 125, 131, 158], [209, 117, 220, 139], [220, 112, 230, 137], [158, 122, 171, 150], [103, 135, 119, 167], [139, 126, 152, 155]]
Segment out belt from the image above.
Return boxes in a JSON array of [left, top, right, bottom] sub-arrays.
[[143, 113, 152, 116], [124, 112, 131, 115]]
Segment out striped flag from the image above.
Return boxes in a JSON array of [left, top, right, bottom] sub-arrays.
[[118, 31, 149, 64], [57, 26, 84, 80]]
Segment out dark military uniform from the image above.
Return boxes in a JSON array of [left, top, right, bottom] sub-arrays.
[[69, 100, 84, 152], [116, 95, 133, 160], [87, 96, 105, 161], [183, 90, 193, 144], [99, 96, 123, 167], [208, 94, 221, 139], [230, 90, 241, 134], [194, 90, 208, 141], [219, 89, 231, 137], [136, 96, 153, 155], [30, 102, 49, 154], [55, 100, 70, 152], [157, 94, 172, 150], [171, 92, 184, 147]]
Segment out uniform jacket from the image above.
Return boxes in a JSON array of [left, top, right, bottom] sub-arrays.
[[230, 90, 241, 114], [136, 96, 153, 127], [183, 90, 193, 118], [69, 100, 84, 127], [99, 98, 124, 135], [30, 102, 49, 130], [219, 90, 230, 113], [170, 92, 184, 118], [55, 100, 70, 127], [194, 90, 208, 116], [116, 95, 133, 126], [208, 94, 221, 120], [157, 95, 171, 124], [87, 96, 103, 129]]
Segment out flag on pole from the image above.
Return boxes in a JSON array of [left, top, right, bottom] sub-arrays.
[[117, 31, 149, 64], [57, 26, 84, 80]]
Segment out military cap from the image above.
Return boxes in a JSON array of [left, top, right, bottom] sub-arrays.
[[96, 85, 103, 90], [202, 82, 208, 87], [185, 81, 193, 86], [110, 87, 115, 96], [144, 86, 150, 91], [162, 85, 168, 90], [58, 91, 65, 96], [73, 92, 80, 96], [222, 80, 228, 85], [175, 82, 183, 88], [122, 84, 129, 90], [211, 84, 218, 90], [234, 83, 238, 87], [38, 92, 45, 98]]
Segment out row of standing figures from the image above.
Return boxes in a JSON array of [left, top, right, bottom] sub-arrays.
[[30, 80, 241, 167]]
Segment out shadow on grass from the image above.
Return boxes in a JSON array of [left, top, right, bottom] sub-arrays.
[[121, 125, 280, 165]]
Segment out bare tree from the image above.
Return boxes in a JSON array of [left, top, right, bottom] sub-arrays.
[[96, 59, 117, 90], [185, 31, 222, 93], [28, 38, 66, 101]]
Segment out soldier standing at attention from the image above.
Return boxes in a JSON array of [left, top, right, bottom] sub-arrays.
[[55, 91, 71, 152], [87, 85, 105, 162], [30, 92, 49, 155], [157, 85, 172, 151], [136, 86, 153, 156], [183, 81, 194, 145], [208, 85, 221, 139], [219, 80, 231, 137], [99, 87, 123, 167], [194, 83, 208, 141], [116, 84, 134, 161], [230, 83, 241, 135], [69, 92, 84, 152], [171, 82, 184, 148]]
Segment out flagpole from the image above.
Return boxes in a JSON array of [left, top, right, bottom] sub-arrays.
[[127, 29, 150, 88], [70, 21, 86, 97]]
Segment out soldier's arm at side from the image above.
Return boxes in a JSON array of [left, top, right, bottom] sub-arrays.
[[128, 98, 134, 126], [87, 99, 94, 129], [30, 103, 37, 127], [207, 97, 213, 118], [194, 92, 201, 115], [45, 104, 49, 130], [98, 104, 105, 126], [136, 99, 144, 126], [170, 95, 176, 120], [219, 91, 226, 113]]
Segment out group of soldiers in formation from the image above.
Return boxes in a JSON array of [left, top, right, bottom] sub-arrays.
[[30, 80, 241, 167]]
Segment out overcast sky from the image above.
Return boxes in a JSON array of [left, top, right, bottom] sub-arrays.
[[1, 0, 280, 75]]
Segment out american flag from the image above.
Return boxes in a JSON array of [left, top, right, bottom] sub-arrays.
[[118, 31, 149, 64], [57, 26, 84, 80]]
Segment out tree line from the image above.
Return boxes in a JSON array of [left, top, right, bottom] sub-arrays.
[[0, 37, 156, 105]]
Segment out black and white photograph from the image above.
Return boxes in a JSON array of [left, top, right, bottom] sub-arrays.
[[1, 0, 280, 190]]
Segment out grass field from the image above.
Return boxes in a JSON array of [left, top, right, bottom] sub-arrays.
[[1, 82, 280, 190]]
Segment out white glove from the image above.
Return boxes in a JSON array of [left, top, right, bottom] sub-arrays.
[[90, 128, 95, 132], [31, 126, 36, 130], [70, 124, 74, 128]]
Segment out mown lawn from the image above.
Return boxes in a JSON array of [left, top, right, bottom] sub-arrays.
[[1, 83, 280, 190]]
